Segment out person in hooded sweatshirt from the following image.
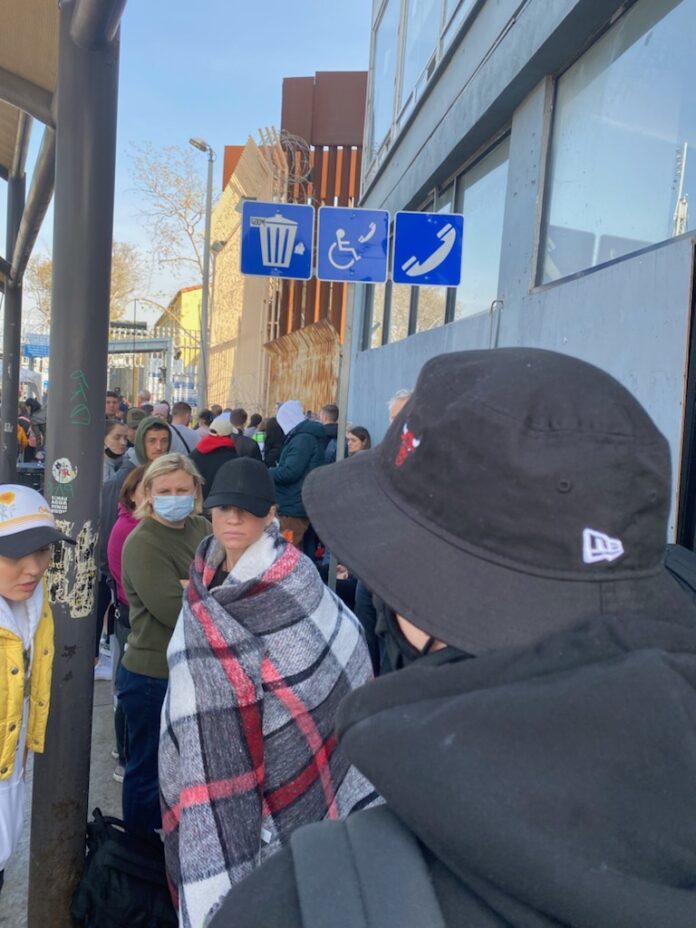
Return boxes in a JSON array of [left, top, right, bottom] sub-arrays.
[[103, 419, 129, 483], [269, 400, 326, 549], [210, 348, 696, 928], [0, 486, 74, 894], [101, 415, 172, 566], [189, 414, 262, 499]]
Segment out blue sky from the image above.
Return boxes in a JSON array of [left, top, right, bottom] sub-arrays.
[[6, 0, 373, 326]]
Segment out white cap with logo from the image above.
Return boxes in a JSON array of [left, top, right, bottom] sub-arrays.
[[0, 485, 75, 558]]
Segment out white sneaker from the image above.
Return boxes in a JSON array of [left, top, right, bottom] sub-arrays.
[[113, 765, 125, 784], [94, 654, 112, 681]]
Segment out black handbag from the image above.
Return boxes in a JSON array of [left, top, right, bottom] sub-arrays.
[[72, 808, 177, 927]]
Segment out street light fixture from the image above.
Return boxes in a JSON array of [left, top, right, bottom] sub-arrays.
[[189, 136, 215, 408]]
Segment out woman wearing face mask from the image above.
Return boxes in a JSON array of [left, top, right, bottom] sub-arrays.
[[160, 458, 376, 928], [103, 419, 129, 483], [117, 453, 210, 833]]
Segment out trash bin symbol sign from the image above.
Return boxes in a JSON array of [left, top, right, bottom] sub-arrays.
[[252, 213, 299, 269], [241, 202, 314, 280]]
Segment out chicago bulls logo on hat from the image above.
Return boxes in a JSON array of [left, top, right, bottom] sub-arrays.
[[395, 423, 421, 467]]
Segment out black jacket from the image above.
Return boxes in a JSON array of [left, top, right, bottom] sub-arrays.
[[263, 417, 284, 468], [189, 441, 239, 493], [210, 577, 696, 928], [322, 422, 338, 464]]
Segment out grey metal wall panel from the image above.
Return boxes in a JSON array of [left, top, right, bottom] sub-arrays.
[[349, 238, 694, 535]]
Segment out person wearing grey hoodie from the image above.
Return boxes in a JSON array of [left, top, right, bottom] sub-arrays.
[[100, 416, 172, 574]]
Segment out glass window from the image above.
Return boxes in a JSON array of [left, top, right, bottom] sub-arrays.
[[369, 0, 401, 155], [414, 184, 454, 332], [454, 137, 510, 320], [389, 284, 412, 343], [370, 283, 387, 348], [416, 287, 447, 331], [540, 0, 696, 284], [400, 0, 441, 110]]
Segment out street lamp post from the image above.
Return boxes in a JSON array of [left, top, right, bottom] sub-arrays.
[[189, 137, 215, 408]]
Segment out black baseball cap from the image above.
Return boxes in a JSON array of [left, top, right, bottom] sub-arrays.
[[303, 348, 685, 654], [204, 458, 276, 516]]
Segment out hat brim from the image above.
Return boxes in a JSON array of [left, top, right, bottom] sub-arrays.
[[302, 450, 692, 654], [203, 491, 273, 517], [0, 526, 76, 560]]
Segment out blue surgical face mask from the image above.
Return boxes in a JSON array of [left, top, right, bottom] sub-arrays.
[[152, 495, 195, 523]]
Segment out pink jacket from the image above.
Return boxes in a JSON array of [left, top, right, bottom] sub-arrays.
[[107, 504, 139, 605]]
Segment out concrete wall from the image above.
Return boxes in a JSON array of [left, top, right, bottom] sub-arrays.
[[351, 1, 695, 534]]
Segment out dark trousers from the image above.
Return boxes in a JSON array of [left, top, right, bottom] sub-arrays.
[[113, 611, 130, 764], [116, 665, 168, 833]]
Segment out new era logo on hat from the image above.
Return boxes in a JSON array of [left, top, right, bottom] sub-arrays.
[[583, 528, 625, 565]]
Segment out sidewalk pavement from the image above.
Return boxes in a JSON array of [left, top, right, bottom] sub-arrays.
[[0, 679, 123, 926]]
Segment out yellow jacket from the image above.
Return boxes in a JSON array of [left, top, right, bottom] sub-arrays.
[[0, 588, 54, 779]]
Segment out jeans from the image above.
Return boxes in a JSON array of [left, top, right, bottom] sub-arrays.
[[112, 610, 130, 764], [116, 665, 168, 833]]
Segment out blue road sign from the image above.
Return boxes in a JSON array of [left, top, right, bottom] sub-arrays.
[[23, 334, 50, 358], [316, 206, 390, 283], [241, 201, 314, 280], [392, 211, 464, 287]]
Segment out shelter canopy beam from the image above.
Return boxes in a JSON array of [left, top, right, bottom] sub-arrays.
[[10, 126, 55, 283], [0, 65, 53, 127]]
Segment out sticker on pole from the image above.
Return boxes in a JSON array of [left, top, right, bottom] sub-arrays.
[[392, 211, 464, 287], [316, 207, 389, 283], [240, 201, 314, 280]]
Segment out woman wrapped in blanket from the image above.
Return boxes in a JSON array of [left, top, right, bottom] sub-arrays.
[[160, 457, 377, 928]]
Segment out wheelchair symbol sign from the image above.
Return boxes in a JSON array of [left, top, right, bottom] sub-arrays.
[[317, 207, 389, 283]]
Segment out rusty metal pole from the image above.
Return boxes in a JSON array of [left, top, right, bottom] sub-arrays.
[[28, 2, 119, 924]]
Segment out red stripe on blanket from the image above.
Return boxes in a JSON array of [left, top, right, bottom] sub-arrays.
[[266, 733, 338, 815], [261, 656, 339, 819], [192, 599, 266, 780], [162, 766, 264, 832], [246, 542, 301, 597]]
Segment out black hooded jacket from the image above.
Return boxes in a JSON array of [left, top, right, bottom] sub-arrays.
[[210, 585, 696, 928]]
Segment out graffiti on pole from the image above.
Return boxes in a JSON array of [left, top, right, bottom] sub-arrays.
[[70, 369, 92, 427], [47, 519, 98, 618]]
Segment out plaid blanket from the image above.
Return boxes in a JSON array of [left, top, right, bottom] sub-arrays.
[[159, 521, 378, 928]]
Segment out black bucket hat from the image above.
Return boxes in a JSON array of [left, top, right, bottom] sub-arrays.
[[204, 458, 275, 517], [303, 348, 684, 654]]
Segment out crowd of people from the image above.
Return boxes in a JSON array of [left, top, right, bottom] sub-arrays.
[[1, 350, 695, 928]]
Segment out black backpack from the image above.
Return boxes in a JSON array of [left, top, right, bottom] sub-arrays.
[[290, 805, 446, 928], [71, 808, 177, 928]]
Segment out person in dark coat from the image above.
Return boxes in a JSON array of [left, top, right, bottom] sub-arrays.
[[269, 400, 326, 549], [262, 416, 284, 467], [210, 348, 696, 928], [190, 415, 263, 499], [188, 416, 239, 493], [319, 403, 339, 463]]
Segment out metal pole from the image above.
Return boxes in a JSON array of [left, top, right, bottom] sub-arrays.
[[328, 284, 356, 591], [0, 173, 26, 482], [199, 151, 213, 407], [28, 2, 120, 923]]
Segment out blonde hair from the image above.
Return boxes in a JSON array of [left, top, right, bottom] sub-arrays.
[[137, 453, 204, 519]]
